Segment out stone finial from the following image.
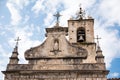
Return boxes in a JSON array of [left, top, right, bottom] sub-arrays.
[[95, 35, 104, 63], [15, 37, 21, 47], [13, 37, 21, 52], [76, 5, 86, 20], [95, 35, 102, 51], [13, 46, 18, 53], [8, 37, 21, 64]]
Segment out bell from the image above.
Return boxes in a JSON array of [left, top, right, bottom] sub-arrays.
[[79, 35, 84, 41]]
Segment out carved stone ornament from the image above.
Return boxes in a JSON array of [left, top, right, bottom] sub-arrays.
[[50, 38, 61, 55]]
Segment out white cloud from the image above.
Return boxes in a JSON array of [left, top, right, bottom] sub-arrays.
[[0, 45, 10, 58], [31, 0, 45, 15], [95, 25, 120, 68], [1, 16, 4, 19], [6, 0, 31, 25], [39, 0, 96, 28], [0, 45, 10, 80], [98, 0, 120, 25], [0, 45, 4, 53], [6, 2, 22, 25], [23, 15, 30, 24], [61, 0, 96, 9], [8, 0, 30, 9], [31, 0, 63, 26], [110, 72, 120, 77], [93, 0, 120, 68], [8, 25, 42, 63], [44, 13, 54, 26], [36, 0, 96, 27]]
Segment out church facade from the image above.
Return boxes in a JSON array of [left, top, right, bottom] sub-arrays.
[[2, 7, 109, 80]]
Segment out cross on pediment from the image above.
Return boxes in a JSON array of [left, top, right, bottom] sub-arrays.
[[53, 12, 62, 26], [15, 37, 21, 47]]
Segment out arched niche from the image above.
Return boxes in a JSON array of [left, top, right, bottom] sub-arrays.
[[77, 27, 86, 42]]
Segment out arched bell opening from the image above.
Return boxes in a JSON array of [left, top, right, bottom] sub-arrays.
[[77, 27, 86, 42]]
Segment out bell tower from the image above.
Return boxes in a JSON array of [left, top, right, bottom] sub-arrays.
[[68, 7, 96, 63], [68, 7, 94, 43]]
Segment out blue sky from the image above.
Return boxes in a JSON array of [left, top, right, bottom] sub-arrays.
[[0, 0, 120, 79]]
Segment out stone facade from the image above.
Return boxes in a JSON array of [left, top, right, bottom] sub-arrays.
[[2, 7, 109, 80]]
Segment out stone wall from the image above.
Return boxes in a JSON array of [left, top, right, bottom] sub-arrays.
[[4, 71, 108, 80]]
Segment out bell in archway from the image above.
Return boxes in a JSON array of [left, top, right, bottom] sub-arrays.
[[79, 35, 84, 41]]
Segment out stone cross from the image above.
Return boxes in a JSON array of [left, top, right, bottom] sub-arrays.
[[15, 37, 21, 47], [95, 35, 101, 46], [54, 12, 61, 26]]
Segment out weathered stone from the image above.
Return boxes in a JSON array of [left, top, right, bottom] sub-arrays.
[[2, 7, 109, 80]]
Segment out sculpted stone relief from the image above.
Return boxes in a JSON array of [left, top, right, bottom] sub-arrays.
[[50, 38, 61, 55], [25, 32, 88, 60], [53, 39, 59, 51]]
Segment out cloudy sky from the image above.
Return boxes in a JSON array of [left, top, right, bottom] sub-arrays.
[[0, 0, 120, 79]]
